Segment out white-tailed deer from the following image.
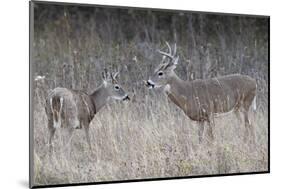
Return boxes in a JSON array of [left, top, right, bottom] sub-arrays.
[[145, 42, 257, 143], [45, 70, 130, 154]]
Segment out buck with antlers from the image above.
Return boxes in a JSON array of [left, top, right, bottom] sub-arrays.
[[45, 70, 130, 153], [145, 42, 257, 143]]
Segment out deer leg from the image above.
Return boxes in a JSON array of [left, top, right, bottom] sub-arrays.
[[243, 109, 250, 142], [84, 124, 97, 161], [65, 128, 74, 158], [84, 124, 92, 151], [242, 92, 256, 144], [198, 121, 205, 144], [48, 120, 56, 155], [234, 109, 242, 124], [206, 118, 215, 144], [242, 108, 255, 144]]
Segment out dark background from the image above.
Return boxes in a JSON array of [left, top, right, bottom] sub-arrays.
[[33, 3, 268, 108]]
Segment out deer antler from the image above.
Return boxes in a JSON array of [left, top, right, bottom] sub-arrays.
[[158, 42, 177, 60], [173, 43, 177, 57], [165, 41, 172, 54], [112, 71, 119, 80], [102, 68, 113, 81], [158, 50, 174, 59]]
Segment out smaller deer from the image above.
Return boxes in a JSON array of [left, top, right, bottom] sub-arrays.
[[45, 70, 130, 154], [145, 42, 257, 144]]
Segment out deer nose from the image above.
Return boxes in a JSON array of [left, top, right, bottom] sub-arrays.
[[146, 80, 155, 88], [123, 95, 130, 101]]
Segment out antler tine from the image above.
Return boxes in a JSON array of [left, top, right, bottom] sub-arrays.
[[173, 43, 177, 56], [110, 71, 115, 81], [158, 50, 174, 59], [113, 71, 119, 80], [104, 68, 112, 80], [165, 41, 172, 55], [102, 68, 107, 80]]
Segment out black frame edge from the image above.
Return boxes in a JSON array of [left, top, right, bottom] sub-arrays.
[[29, 1, 35, 188], [31, 171, 269, 188], [31, 0, 270, 18]]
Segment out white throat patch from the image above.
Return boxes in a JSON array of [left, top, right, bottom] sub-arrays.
[[164, 84, 171, 93]]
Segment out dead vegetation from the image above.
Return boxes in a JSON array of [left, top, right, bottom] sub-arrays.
[[31, 3, 268, 186]]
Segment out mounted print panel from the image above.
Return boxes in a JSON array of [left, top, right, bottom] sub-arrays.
[[30, 1, 269, 188]]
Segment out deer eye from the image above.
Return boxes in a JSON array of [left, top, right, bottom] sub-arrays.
[[158, 71, 163, 76], [114, 85, 120, 90]]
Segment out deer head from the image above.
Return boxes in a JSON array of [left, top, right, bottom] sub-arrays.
[[146, 42, 179, 88], [102, 69, 130, 101]]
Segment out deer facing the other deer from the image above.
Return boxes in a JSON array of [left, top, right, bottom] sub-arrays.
[[145, 42, 257, 144], [45, 70, 130, 155]]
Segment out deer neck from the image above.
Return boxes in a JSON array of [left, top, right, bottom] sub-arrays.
[[166, 72, 188, 94], [90, 84, 110, 113], [165, 72, 192, 110]]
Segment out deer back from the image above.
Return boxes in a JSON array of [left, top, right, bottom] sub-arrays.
[[167, 74, 256, 121]]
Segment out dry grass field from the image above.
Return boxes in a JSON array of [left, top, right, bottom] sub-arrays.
[[31, 2, 269, 186], [33, 93, 268, 185]]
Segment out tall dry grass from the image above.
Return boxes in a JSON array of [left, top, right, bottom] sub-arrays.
[[31, 3, 268, 186], [33, 90, 268, 185]]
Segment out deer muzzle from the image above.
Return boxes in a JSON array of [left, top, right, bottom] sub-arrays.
[[145, 80, 155, 89], [123, 95, 130, 101]]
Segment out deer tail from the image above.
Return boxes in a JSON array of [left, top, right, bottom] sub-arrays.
[[50, 96, 64, 128], [252, 82, 258, 112], [252, 95, 257, 111]]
